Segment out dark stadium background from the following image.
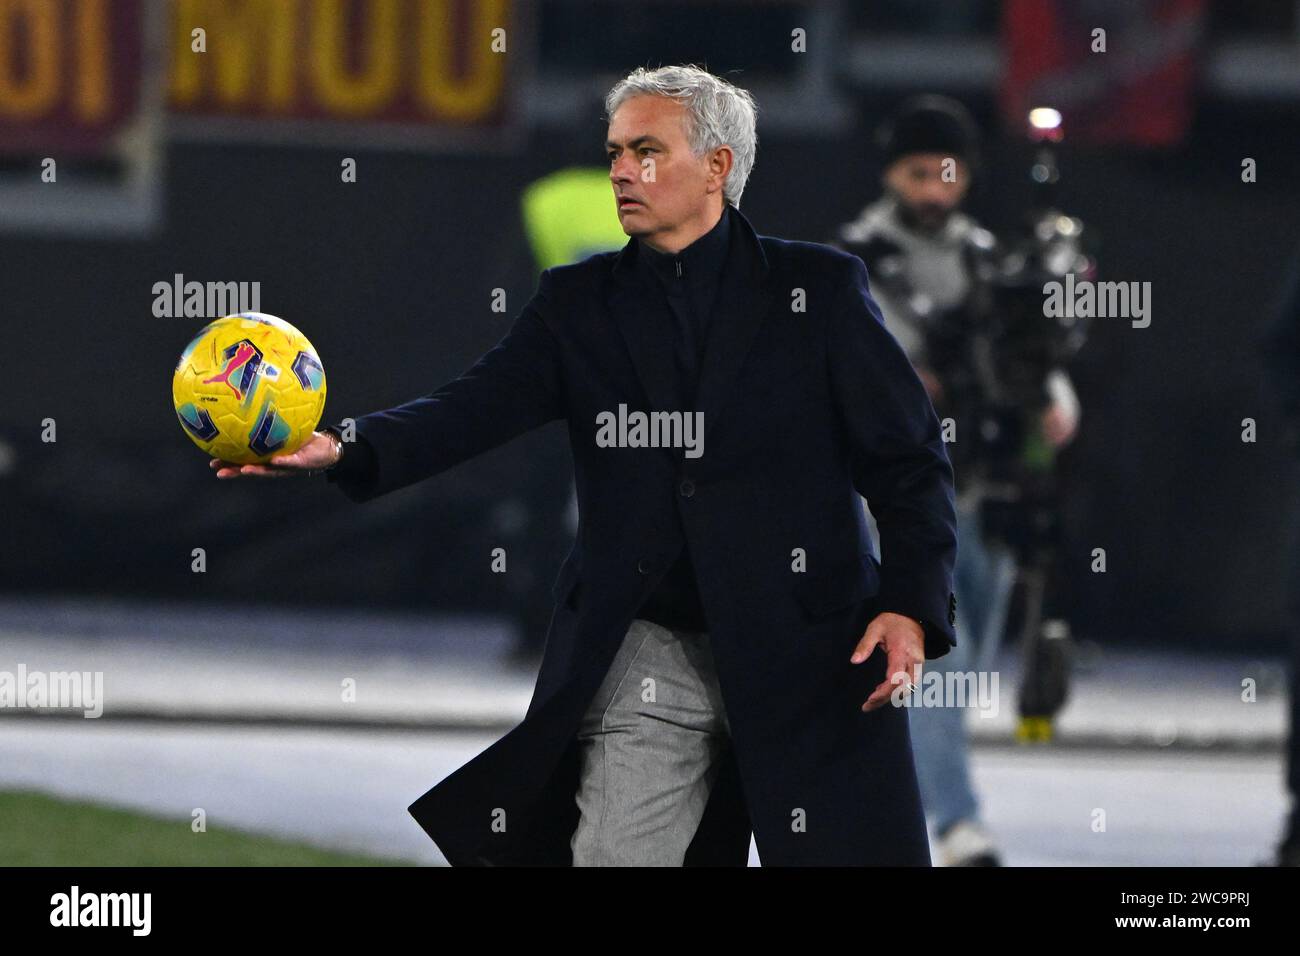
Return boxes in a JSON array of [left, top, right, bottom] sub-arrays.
[[0, 0, 1294, 655], [1, 0, 1297, 875]]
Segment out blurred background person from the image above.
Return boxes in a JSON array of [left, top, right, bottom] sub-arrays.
[[833, 95, 1080, 866], [521, 166, 632, 273]]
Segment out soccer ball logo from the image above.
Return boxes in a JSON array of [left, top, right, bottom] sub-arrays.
[[173, 312, 327, 464]]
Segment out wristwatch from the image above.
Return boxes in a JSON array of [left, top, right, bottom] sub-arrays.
[[322, 428, 344, 471]]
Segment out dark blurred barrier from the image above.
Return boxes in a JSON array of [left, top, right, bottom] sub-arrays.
[[0, 422, 572, 645]]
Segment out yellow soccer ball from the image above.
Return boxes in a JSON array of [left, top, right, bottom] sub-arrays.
[[172, 312, 327, 464]]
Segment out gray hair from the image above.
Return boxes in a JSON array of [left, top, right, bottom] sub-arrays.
[[604, 64, 758, 209]]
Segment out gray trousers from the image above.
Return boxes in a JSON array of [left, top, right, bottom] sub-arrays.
[[570, 618, 733, 866]]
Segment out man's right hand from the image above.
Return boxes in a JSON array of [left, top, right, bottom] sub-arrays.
[[210, 430, 341, 479]]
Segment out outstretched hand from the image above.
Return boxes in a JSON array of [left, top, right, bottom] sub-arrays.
[[211, 431, 340, 479]]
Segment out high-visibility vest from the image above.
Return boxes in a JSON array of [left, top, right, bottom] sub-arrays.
[[521, 167, 629, 271]]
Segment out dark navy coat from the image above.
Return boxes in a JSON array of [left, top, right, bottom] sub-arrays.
[[328, 203, 958, 865]]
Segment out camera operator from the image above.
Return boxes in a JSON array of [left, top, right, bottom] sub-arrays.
[[833, 95, 1080, 866]]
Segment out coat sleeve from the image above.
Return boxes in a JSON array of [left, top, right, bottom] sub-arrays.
[[826, 254, 958, 659], [325, 269, 565, 503]]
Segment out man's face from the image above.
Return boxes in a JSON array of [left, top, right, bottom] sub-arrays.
[[606, 94, 729, 251], [883, 153, 970, 233]]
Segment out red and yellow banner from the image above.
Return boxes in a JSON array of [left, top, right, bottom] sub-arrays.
[[0, 0, 143, 154], [168, 0, 515, 127], [0, 0, 519, 155]]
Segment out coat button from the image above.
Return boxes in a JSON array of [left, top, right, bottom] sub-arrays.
[[678, 479, 695, 498], [637, 557, 654, 574]]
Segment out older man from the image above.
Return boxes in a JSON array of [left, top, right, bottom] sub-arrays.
[[213, 65, 957, 866]]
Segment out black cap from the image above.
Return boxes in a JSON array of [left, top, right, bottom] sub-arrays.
[[876, 95, 981, 170]]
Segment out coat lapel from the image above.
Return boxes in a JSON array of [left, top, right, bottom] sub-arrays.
[[607, 247, 683, 415], [606, 205, 775, 449], [694, 205, 773, 436]]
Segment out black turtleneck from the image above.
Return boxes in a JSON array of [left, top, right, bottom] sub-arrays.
[[632, 204, 732, 634], [635, 205, 731, 409]]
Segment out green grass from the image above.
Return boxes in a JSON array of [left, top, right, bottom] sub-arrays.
[[0, 790, 416, 866]]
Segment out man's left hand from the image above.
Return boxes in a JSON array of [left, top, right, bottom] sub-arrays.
[[850, 612, 925, 712]]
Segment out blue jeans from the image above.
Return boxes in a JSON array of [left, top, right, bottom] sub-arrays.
[[864, 496, 1017, 835]]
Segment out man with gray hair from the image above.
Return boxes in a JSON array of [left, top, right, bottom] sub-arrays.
[[214, 64, 958, 866]]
